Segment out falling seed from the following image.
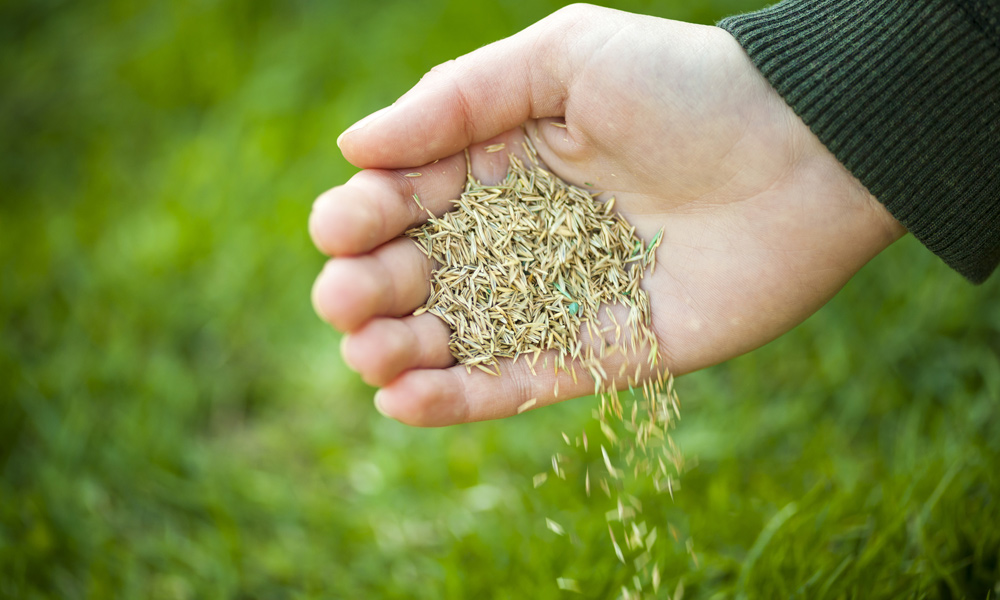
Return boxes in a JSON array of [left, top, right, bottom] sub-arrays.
[[599, 420, 619, 445], [556, 578, 581, 593], [645, 527, 658, 549], [601, 445, 618, 479], [609, 526, 626, 563], [401, 131, 681, 595], [546, 518, 566, 536], [550, 121, 567, 128]]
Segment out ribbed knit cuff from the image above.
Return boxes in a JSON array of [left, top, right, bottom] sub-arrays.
[[719, 0, 1000, 283]]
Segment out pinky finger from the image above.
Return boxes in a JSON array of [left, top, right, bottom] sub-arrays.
[[374, 350, 618, 427]]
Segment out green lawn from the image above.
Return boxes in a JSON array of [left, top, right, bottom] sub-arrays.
[[2, 1, 998, 598]]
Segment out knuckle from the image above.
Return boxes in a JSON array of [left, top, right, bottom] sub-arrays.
[[399, 390, 440, 427], [370, 322, 413, 385], [419, 59, 475, 144], [510, 368, 537, 403], [551, 3, 600, 25], [352, 201, 382, 253], [386, 172, 423, 226], [426, 58, 458, 80], [368, 256, 397, 316]]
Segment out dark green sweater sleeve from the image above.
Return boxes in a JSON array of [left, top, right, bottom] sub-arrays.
[[718, 0, 1000, 283]]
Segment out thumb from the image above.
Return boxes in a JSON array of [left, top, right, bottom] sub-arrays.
[[336, 8, 582, 170]]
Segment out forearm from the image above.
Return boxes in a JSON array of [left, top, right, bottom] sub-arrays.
[[719, 0, 1000, 283]]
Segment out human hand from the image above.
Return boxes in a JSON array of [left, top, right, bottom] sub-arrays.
[[310, 4, 906, 426]]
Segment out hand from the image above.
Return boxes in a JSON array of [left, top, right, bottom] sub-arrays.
[[309, 4, 906, 426]]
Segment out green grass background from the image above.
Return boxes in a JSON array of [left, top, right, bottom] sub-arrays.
[[2, 1, 999, 598]]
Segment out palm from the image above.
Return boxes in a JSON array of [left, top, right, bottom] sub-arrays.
[[311, 7, 904, 425]]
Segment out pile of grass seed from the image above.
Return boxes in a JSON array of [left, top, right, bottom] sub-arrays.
[[406, 138, 682, 598]]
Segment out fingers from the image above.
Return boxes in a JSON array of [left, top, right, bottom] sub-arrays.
[[373, 353, 599, 427], [340, 314, 455, 387], [335, 5, 604, 169], [309, 152, 469, 257], [311, 237, 432, 332], [311, 129, 541, 258], [374, 331, 662, 428]]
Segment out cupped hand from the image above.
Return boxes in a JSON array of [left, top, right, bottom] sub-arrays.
[[310, 4, 905, 426]]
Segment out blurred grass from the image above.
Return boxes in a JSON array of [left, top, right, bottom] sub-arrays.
[[2, 1, 999, 598]]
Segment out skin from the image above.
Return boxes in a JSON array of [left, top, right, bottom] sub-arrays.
[[309, 4, 906, 427]]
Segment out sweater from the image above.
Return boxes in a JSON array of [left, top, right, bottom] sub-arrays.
[[718, 0, 1000, 283]]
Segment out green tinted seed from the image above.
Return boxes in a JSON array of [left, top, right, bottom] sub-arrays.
[[568, 302, 579, 316]]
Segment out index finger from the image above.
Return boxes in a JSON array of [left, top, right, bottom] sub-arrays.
[[309, 129, 539, 257], [309, 152, 466, 258]]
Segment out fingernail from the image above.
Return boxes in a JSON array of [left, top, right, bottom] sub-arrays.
[[337, 106, 392, 148], [373, 390, 389, 417]]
